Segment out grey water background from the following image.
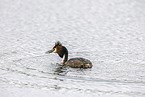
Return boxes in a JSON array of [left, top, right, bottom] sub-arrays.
[[0, 0, 145, 97]]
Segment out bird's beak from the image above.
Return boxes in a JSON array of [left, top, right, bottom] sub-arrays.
[[45, 49, 55, 54]]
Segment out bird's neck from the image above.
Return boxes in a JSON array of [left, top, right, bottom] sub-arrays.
[[61, 52, 68, 64]]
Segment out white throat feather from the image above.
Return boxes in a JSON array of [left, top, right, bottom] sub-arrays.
[[61, 54, 66, 64]]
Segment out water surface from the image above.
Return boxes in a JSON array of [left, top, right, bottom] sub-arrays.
[[0, 0, 145, 97]]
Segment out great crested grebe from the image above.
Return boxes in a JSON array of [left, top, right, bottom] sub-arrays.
[[46, 41, 92, 68]]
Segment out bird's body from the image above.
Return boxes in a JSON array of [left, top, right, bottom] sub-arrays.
[[46, 41, 92, 68], [65, 58, 92, 68]]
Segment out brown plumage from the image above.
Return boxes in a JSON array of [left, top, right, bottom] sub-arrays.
[[65, 58, 92, 68], [46, 41, 92, 68]]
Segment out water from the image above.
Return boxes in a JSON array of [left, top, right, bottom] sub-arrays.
[[0, 0, 145, 97]]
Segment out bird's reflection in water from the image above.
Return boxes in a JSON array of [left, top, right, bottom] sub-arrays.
[[54, 63, 68, 76]]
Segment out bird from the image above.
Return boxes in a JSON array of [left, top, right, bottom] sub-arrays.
[[46, 41, 92, 69]]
